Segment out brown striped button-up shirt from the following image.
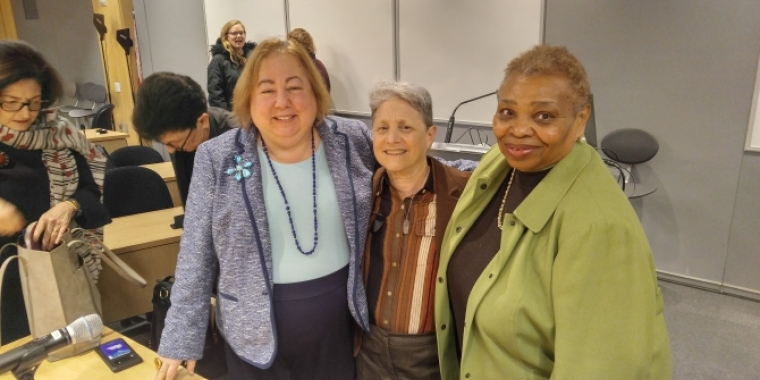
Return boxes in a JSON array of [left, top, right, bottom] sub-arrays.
[[365, 168, 438, 334]]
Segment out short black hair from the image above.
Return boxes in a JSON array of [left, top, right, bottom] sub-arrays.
[[0, 40, 63, 110], [132, 72, 207, 140]]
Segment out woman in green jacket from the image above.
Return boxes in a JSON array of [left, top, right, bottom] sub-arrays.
[[434, 45, 672, 379]]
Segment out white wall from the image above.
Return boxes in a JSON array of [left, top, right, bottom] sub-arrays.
[[289, 0, 395, 114], [202, 0, 286, 47], [11, 0, 105, 105], [133, 0, 208, 90]]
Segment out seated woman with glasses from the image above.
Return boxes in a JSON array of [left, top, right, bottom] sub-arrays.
[[208, 20, 257, 111], [0, 40, 110, 344], [132, 72, 239, 206]]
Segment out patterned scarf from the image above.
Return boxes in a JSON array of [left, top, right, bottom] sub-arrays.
[[0, 114, 107, 280]]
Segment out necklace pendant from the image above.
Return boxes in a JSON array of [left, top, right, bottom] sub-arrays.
[[403, 219, 410, 235]]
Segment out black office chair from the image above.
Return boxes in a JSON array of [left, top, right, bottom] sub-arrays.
[[103, 166, 174, 218], [600, 128, 659, 196], [600, 128, 659, 165], [109, 146, 164, 167], [91, 103, 115, 131]]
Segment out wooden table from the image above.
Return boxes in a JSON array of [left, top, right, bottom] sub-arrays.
[[142, 162, 182, 207], [99, 207, 184, 323], [0, 328, 203, 379], [82, 129, 129, 155]]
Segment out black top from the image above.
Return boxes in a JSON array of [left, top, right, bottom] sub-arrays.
[[207, 39, 256, 110], [171, 107, 237, 205], [446, 168, 549, 354], [0, 142, 110, 344]]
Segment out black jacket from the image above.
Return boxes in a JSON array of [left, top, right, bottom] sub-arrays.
[[171, 107, 238, 205], [207, 39, 256, 111]]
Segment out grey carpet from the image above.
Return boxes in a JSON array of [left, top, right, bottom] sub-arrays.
[[661, 281, 760, 379]]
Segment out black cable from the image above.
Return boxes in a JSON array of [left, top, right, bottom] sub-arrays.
[[125, 52, 136, 104], [453, 127, 477, 144], [451, 127, 491, 146], [100, 40, 112, 104]]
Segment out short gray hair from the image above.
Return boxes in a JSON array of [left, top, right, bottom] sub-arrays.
[[369, 81, 433, 127]]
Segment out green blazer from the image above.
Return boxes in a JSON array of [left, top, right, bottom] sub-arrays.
[[434, 142, 672, 380]]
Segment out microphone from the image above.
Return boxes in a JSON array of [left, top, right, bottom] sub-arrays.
[[116, 28, 134, 55], [93, 13, 107, 41], [0, 314, 103, 376], [444, 91, 497, 143]]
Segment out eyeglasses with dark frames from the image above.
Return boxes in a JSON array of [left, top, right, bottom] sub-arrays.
[[0, 101, 45, 112], [165, 128, 195, 152], [227, 31, 246, 37]]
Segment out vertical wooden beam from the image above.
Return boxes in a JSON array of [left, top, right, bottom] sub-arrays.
[[0, 0, 18, 40], [91, 0, 141, 146]]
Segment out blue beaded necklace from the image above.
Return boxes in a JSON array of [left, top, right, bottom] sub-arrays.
[[260, 127, 318, 255]]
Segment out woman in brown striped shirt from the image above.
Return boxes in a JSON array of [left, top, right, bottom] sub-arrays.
[[356, 81, 471, 380]]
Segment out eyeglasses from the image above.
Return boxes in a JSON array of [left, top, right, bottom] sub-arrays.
[[165, 128, 194, 152], [227, 31, 246, 37], [0, 100, 45, 112]]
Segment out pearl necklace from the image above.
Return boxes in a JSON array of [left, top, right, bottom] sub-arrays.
[[496, 169, 516, 230], [260, 128, 318, 255]]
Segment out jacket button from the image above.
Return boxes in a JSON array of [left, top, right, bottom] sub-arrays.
[[438, 277, 443, 283], [441, 324, 446, 330], [509, 220, 516, 226], [465, 373, 471, 378], [455, 226, 462, 233], [480, 184, 487, 190], [488, 273, 493, 278]]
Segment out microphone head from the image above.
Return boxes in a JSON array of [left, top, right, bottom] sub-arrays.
[[66, 314, 103, 344]]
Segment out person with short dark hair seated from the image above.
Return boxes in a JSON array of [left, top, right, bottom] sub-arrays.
[[132, 72, 239, 205]]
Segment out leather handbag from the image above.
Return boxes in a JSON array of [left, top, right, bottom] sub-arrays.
[[0, 224, 147, 361], [151, 276, 228, 379]]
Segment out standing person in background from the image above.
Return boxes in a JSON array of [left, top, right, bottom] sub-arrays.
[[208, 20, 256, 110], [132, 72, 238, 206], [0, 41, 110, 344], [288, 28, 331, 93]]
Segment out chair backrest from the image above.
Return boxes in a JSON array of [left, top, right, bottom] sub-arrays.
[[85, 84, 108, 104], [103, 166, 174, 218], [78, 83, 95, 100], [91, 104, 115, 130], [600, 128, 659, 165], [109, 146, 164, 167], [63, 82, 77, 99]]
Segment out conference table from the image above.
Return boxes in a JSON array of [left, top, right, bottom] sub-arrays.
[[141, 162, 182, 207], [99, 206, 184, 323], [0, 328, 203, 379], [81, 129, 129, 155]]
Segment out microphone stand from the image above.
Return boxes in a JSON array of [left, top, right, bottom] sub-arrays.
[[116, 28, 136, 104], [93, 14, 112, 104], [444, 91, 497, 143]]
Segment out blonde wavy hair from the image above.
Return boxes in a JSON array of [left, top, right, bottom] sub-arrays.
[[233, 38, 331, 128], [287, 28, 316, 57], [219, 20, 247, 66]]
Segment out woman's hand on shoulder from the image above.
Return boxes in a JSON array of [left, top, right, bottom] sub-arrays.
[[34, 201, 77, 250], [155, 357, 196, 380], [0, 198, 25, 236]]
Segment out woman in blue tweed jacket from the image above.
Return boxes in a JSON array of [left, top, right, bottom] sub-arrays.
[[155, 38, 374, 380]]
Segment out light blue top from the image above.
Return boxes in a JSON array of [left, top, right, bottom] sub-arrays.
[[258, 142, 350, 284]]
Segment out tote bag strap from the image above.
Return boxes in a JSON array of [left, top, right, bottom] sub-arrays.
[[69, 229, 147, 287], [0, 243, 19, 346]]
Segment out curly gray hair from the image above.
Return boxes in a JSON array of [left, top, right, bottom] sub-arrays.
[[369, 81, 433, 128]]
